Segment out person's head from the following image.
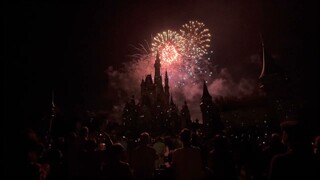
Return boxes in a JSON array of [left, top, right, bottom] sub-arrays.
[[79, 126, 89, 139], [180, 128, 191, 146], [67, 132, 77, 143], [140, 132, 151, 145], [314, 136, 320, 154], [155, 136, 163, 143], [27, 142, 44, 162], [270, 133, 282, 146], [109, 143, 124, 162], [191, 133, 199, 143], [103, 133, 113, 147], [86, 139, 97, 152], [314, 136, 320, 149], [24, 128, 38, 142], [213, 134, 228, 150], [280, 121, 309, 150]]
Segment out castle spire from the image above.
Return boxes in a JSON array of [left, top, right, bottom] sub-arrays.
[[156, 50, 160, 60], [154, 51, 161, 75], [165, 70, 169, 93], [165, 70, 168, 83], [170, 94, 174, 105], [154, 50, 162, 85], [202, 80, 212, 100], [200, 80, 223, 132]]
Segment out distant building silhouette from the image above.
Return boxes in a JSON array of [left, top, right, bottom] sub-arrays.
[[200, 81, 224, 134], [122, 52, 180, 135], [122, 53, 224, 135], [140, 52, 170, 108]]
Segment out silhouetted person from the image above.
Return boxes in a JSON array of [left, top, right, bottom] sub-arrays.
[[131, 132, 158, 180], [153, 137, 166, 169], [44, 138, 64, 180], [261, 133, 287, 178], [20, 129, 49, 179], [163, 136, 175, 166], [79, 139, 100, 180], [314, 136, 320, 158], [268, 121, 320, 179], [22, 141, 44, 179], [171, 128, 204, 180], [101, 143, 133, 180], [78, 126, 89, 152], [208, 134, 236, 180], [66, 132, 79, 178]]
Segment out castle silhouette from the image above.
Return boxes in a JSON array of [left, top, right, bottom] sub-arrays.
[[122, 52, 223, 135]]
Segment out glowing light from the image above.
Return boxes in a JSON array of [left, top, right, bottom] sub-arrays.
[[151, 30, 183, 65], [180, 20, 211, 60], [132, 20, 214, 88], [161, 44, 179, 64]]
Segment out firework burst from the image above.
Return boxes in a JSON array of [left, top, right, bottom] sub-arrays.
[[131, 21, 214, 88], [180, 20, 211, 60], [151, 30, 184, 65]]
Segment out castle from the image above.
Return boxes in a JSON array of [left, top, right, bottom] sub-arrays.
[[122, 52, 223, 135]]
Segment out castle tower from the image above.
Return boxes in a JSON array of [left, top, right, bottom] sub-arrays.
[[142, 75, 154, 106], [200, 80, 223, 134], [168, 94, 179, 132], [125, 51, 178, 134], [140, 78, 145, 101], [164, 70, 170, 106], [154, 51, 163, 89], [122, 95, 139, 135], [180, 101, 191, 128], [200, 80, 213, 127], [154, 51, 161, 82], [154, 51, 163, 104]]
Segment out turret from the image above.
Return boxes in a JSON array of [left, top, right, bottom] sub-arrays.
[[170, 94, 175, 106], [163, 70, 170, 107], [201, 80, 212, 101], [140, 78, 145, 96]]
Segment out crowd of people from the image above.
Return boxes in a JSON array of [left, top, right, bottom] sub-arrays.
[[12, 119, 320, 179]]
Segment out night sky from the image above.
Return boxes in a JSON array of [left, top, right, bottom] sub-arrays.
[[5, 0, 320, 130]]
